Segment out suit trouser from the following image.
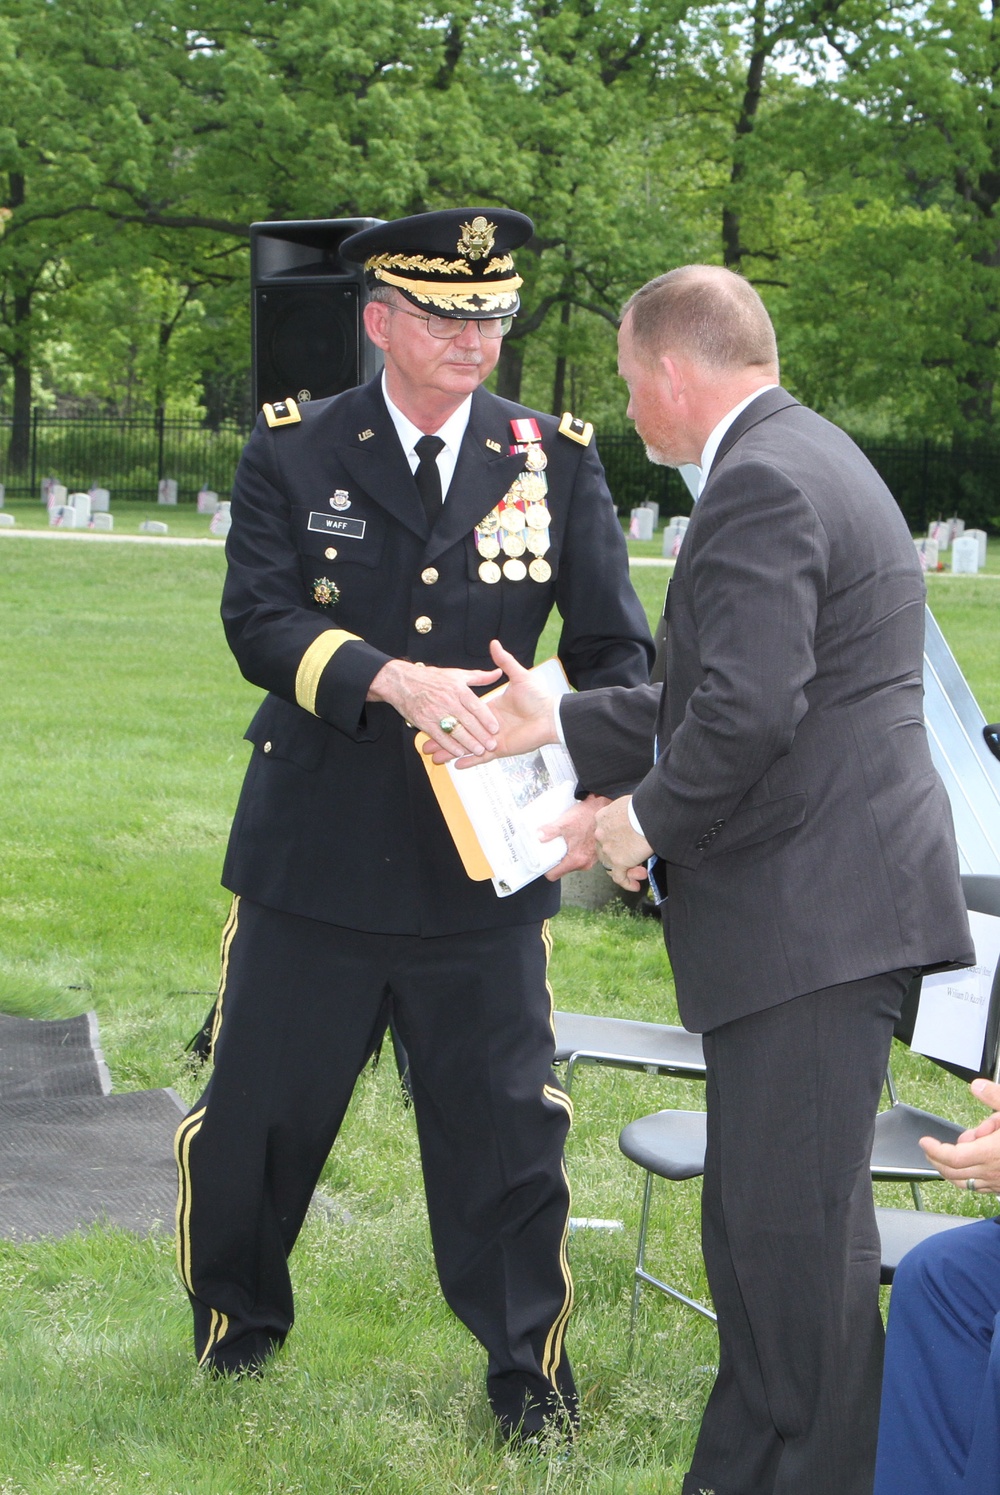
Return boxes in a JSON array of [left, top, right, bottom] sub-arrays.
[[682, 969, 910, 1495], [874, 1217, 1000, 1495], [174, 896, 577, 1432]]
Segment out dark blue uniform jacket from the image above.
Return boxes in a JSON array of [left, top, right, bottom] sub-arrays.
[[220, 377, 653, 937]]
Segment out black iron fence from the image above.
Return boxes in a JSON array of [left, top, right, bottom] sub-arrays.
[[2, 413, 998, 532], [598, 432, 1000, 534], [0, 411, 249, 504]]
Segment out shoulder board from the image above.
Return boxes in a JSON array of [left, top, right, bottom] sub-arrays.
[[558, 410, 594, 447], [263, 397, 301, 428]]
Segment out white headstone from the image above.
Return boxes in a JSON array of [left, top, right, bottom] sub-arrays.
[[0, 483, 5, 507], [952, 534, 980, 574], [196, 488, 219, 514], [209, 501, 231, 537], [50, 504, 80, 528], [965, 528, 988, 568], [642, 501, 660, 528], [69, 492, 91, 521], [91, 512, 114, 531], [930, 519, 952, 552], [140, 519, 169, 534], [41, 476, 55, 505], [89, 486, 110, 512], [915, 536, 939, 572], [662, 515, 690, 558], [157, 478, 178, 505], [629, 507, 654, 541], [950, 516, 965, 536], [0, 513, 15, 528], [48, 483, 67, 511]]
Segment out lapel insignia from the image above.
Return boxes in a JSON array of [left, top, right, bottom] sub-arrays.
[[330, 490, 351, 511], [558, 410, 593, 446], [358, 428, 374, 441], [263, 397, 301, 428], [485, 438, 502, 453]]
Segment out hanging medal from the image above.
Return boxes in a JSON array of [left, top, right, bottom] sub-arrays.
[[506, 418, 552, 583]]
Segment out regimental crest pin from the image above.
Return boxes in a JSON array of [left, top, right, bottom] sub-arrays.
[[311, 577, 340, 609], [330, 490, 351, 511]]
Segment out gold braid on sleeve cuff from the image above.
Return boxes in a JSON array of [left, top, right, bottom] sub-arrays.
[[295, 630, 362, 715]]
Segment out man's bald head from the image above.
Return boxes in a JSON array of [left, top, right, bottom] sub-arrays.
[[623, 266, 779, 377]]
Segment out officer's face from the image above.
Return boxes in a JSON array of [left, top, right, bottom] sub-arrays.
[[364, 295, 502, 418]]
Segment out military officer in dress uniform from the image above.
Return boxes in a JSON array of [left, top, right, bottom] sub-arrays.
[[174, 207, 653, 1439]]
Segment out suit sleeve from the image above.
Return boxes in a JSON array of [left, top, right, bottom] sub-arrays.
[[631, 457, 829, 869], [221, 421, 393, 738], [560, 684, 661, 799], [552, 438, 654, 690]]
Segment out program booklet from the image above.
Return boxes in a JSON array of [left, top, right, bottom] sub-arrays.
[[415, 658, 579, 897]]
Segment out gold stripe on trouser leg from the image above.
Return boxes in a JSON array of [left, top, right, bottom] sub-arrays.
[[173, 1106, 231, 1364], [542, 918, 556, 1042], [208, 896, 240, 1057], [536, 918, 574, 1386], [174, 1106, 206, 1291], [199, 1307, 230, 1367]]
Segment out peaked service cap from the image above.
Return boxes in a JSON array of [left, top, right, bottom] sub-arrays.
[[340, 207, 533, 318]]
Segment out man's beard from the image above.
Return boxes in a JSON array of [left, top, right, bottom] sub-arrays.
[[643, 441, 674, 468]]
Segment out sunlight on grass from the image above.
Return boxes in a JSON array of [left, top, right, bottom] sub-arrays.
[[0, 535, 998, 1492]]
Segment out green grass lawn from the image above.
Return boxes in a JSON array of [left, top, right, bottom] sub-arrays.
[[0, 531, 998, 1494]]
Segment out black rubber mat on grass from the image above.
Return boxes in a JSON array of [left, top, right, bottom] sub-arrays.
[[0, 1013, 186, 1240]]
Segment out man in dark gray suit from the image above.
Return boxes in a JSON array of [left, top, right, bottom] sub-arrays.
[[437, 266, 974, 1494]]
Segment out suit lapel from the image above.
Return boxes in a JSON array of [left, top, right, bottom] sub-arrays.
[[425, 388, 524, 562], [331, 381, 427, 540], [707, 386, 800, 482]]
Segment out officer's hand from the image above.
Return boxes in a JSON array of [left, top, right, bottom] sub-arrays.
[[540, 795, 611, 880], [368, 659, 502, 756], [422, 640, 559, 765]]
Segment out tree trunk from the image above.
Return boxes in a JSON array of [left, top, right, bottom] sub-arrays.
[[496, 338, 524, 402], [6, 173, 31, 475], [551, 300, 571, 415]]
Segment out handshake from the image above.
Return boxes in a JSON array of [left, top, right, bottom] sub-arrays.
[[421, 639, 560, 767], [421, 639, 654, 893]]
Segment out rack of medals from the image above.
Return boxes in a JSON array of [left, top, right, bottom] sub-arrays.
[[475, 440, 552, 585]]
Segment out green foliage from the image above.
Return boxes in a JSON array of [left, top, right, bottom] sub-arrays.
[[5, 3, 1000, 464]]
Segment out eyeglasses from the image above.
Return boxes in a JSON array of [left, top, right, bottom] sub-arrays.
[[386, 304, 514, 339]]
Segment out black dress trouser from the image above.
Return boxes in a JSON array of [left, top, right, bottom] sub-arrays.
[[175, 896, 577, 1434], [681, 969, 912, 1495]]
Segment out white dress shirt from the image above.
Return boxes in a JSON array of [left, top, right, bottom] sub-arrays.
[[382, 372, 472, 501]]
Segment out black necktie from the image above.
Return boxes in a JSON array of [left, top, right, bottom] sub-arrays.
[[414, 434, 445, 527]]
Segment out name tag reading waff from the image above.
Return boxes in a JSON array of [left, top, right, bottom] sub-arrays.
[[308, 513, 366, 540]]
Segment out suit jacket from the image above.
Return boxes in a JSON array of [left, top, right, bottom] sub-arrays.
[[562, 388, 973, 1031], [220, 378, 653, 937]]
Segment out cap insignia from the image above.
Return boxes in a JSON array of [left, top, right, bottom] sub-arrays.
[[457, 216, 496, 261]]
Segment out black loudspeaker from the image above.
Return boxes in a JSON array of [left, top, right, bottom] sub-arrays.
[[250, 217, 385, 410]]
